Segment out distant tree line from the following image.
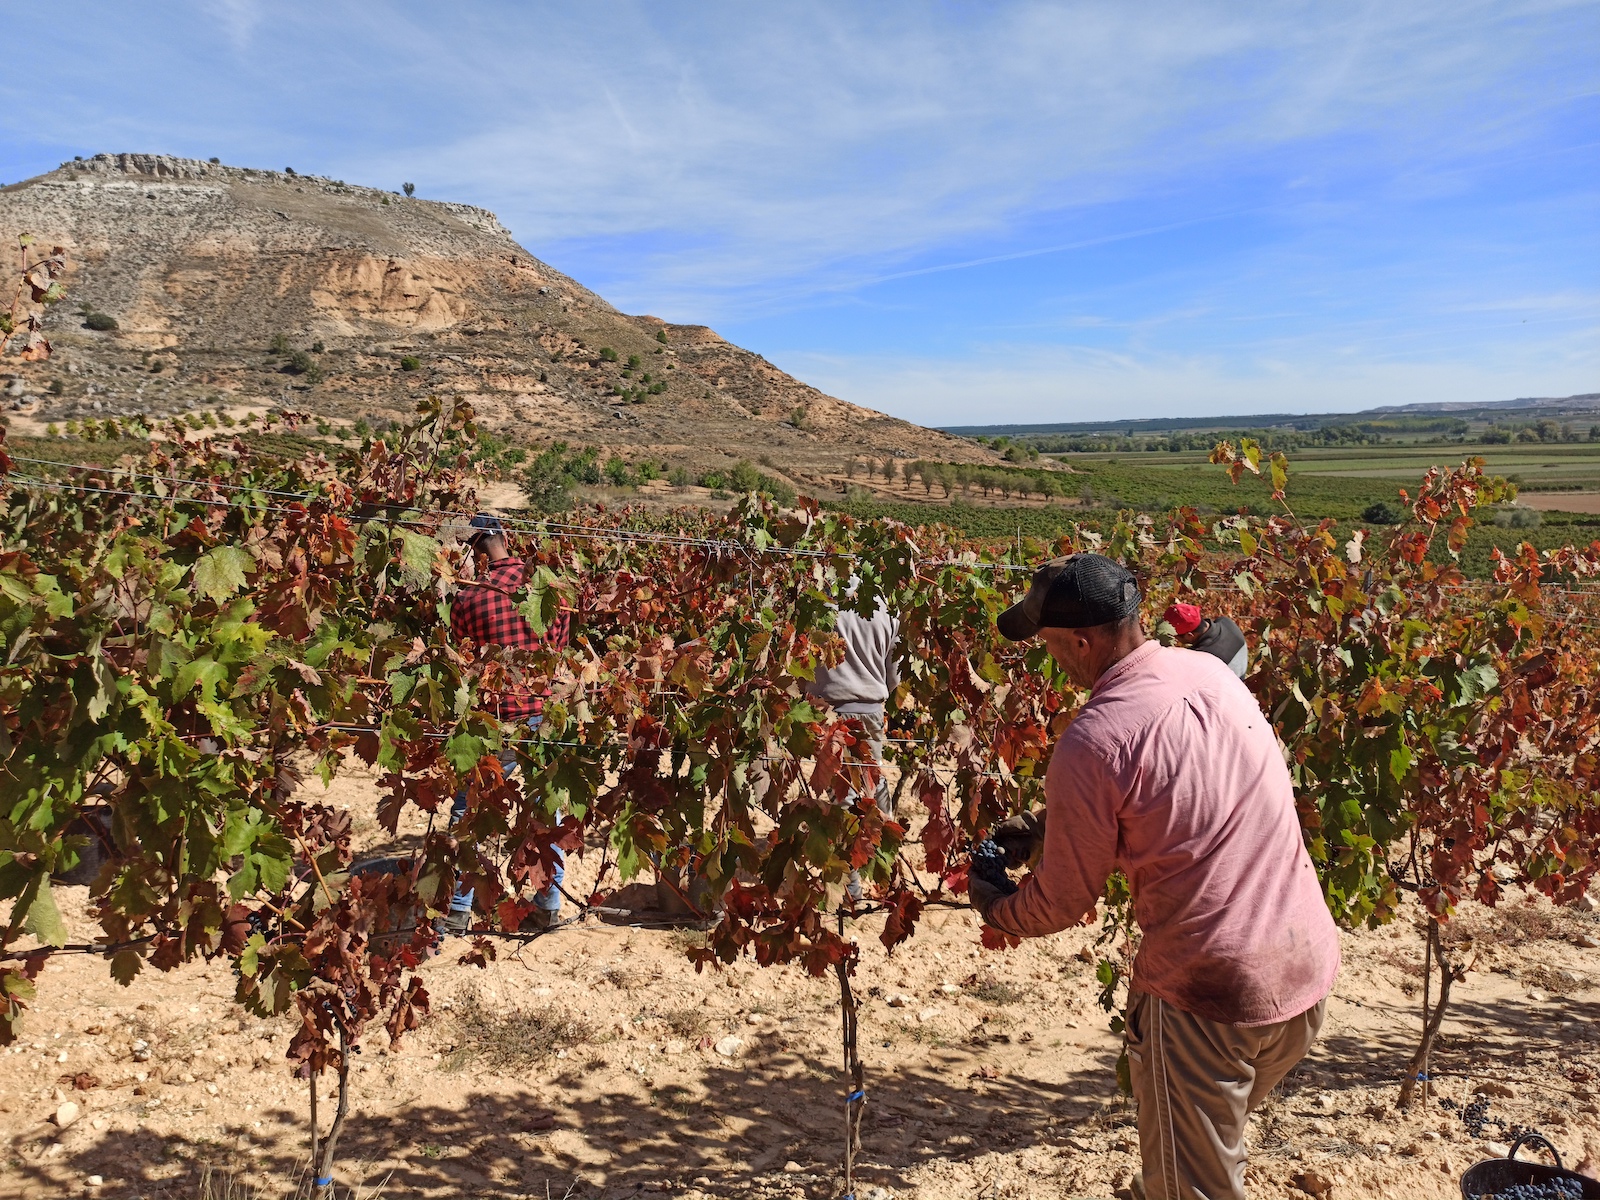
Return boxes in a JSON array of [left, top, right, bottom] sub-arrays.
[[966, 414, 1600, 454], [845, 456, 1081, 503]]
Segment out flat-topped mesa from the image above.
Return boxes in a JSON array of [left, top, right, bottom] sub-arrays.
[[0, 153, 999, 480], [51, 152, 510, 235]]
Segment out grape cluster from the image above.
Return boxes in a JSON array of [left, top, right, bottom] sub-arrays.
[[1462, 1095, 1492, 1138], [970, 839, 1018, 895], [1472, 1180, 1584, 1199]]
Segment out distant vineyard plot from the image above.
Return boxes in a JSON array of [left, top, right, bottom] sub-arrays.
[[1045, 443, 1600, 498]]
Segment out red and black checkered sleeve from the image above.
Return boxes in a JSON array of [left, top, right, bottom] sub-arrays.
[[450, 583, 489, 644]]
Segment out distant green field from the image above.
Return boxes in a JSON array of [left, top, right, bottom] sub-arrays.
[[1050, 443, 1600, 493], [824, 497, 1600, 578], [1041, 455, 1400, 519]]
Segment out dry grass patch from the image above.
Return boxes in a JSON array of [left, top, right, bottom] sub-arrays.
[[1521, 962, 1590, 995], [655, 1004, 713, 1040], [967, 978, 1029, 1006], [442, 988, 594, 1073]]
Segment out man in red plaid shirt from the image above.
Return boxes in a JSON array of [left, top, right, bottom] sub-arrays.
[[443, 515, 573, 932], [450, 515, 572, 722]]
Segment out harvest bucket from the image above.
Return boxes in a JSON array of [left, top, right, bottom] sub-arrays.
[[348, 857, 432, 950], [1459, 1132, 1600, 1199]]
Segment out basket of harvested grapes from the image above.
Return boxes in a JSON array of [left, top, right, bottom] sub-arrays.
[[1460, 1133, 1600, 1199]]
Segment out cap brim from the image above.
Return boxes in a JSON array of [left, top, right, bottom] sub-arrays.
[[996, 601, 1041, 642]]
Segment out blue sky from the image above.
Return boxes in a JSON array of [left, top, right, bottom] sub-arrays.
[[3, 1, 1596, 425]]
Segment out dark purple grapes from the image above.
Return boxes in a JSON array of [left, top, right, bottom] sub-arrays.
[[970, 839, 1018, 895], [1472, 1180, 1584, 1199]]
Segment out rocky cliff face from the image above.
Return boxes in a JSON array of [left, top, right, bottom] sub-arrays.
[[0, 153, 991, 481]]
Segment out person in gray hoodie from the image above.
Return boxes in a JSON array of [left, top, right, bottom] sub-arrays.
[[807, 581, 901, 817]]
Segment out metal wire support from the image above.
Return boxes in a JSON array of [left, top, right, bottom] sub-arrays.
[[835, 909, 866, 1200]]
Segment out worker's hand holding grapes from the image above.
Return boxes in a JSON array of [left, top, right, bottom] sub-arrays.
[[968, 838, 1018, 921], [992, 809, 1045, 869]]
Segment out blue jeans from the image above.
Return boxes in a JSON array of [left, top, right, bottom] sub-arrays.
[[449, 733, 563, 916]]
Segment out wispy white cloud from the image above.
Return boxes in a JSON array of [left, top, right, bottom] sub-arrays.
[[202, 0, 262, 52], [294, 1, 1594, 303]]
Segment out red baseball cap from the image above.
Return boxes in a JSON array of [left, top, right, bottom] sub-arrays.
[[1164, 603, 1202, 636]]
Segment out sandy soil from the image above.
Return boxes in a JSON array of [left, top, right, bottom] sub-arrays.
[[4, 760, 1600, 1200]]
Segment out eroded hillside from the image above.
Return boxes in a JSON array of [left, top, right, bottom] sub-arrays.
[[0, 153, 994, 487]]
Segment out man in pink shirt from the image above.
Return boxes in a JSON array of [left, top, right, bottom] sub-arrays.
[[974, 554, 1339, 1200]]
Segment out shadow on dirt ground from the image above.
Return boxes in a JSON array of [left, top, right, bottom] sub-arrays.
[[9, 1039, 1133, 1198]]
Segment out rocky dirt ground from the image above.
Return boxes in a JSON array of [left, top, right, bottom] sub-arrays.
[[4, 758, 1600, 1200]]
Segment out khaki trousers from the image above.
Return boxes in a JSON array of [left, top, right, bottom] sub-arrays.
[[1126, 990, 1327, 1200], [844, 708, 894, 817]]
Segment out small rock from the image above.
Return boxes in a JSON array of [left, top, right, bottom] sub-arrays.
[[939, 984, 961, 996], [917, 1007, 941, 1024], [782, 1161, 803, 1173], [1315, 1090, 1337, 1112], [1529, 988, 1550, 1002], [1292, 1170, 1333, 1198], [206, 1083, 218, 1095], [664, 1040, 685, 1056], [1371, 1143, 1391, 1156], [886, 994, 912, 1008], [53, 1101, 80, 1129], [179, 1073, 196, 1084], [1576, 933, 1600, 949], [1577, 892, 1598, 914], [714, 1035, 745, 1058], [745, 1013, 763, 1026], [1486, 1141, 1511, 1157], [87, 1176, 102, 1188], [1475, 1081, 1516, 1099], [1310, 1119, 1333, 1136]]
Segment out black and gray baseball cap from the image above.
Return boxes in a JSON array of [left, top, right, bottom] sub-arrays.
[[465, 513, 506, 543], [996, 553, 1142, 641]]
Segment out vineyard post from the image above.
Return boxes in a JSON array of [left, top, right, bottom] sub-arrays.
[[835, 910, 865, 1198], [308, 1069, 318, 1189], [1397, 919, 1456, 1111], [310, 1022, 352, 1199]]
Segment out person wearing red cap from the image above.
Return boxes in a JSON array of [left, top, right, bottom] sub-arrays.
[[1164, 602, 1248, 679], [981, 554, 1337, 1200]]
